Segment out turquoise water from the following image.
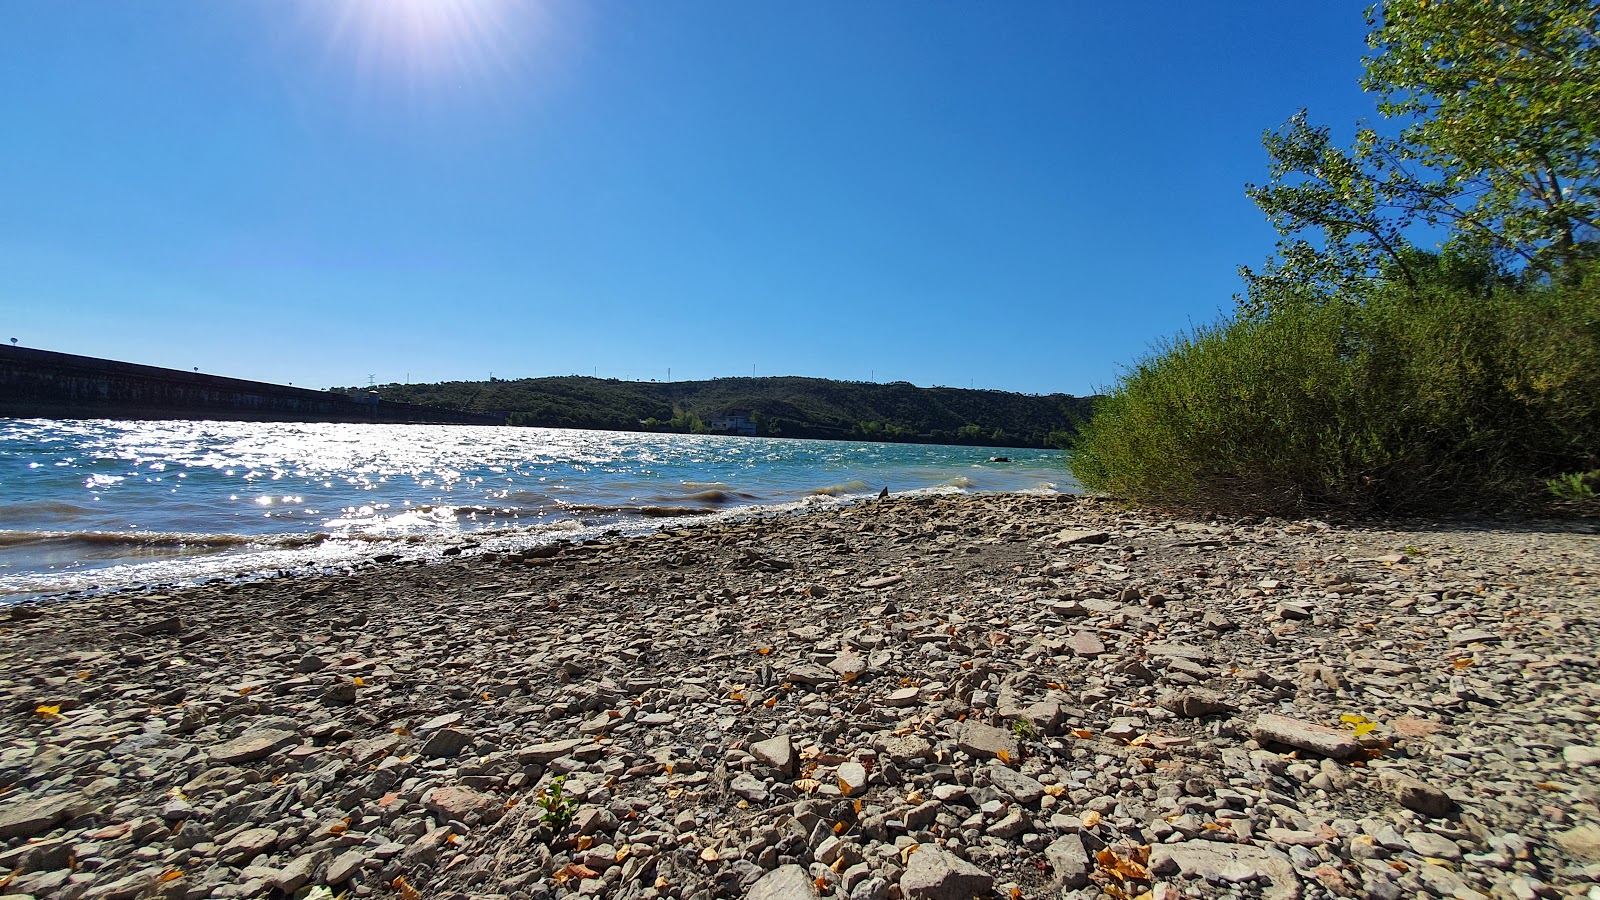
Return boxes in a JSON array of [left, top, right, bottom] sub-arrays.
[[0, 419, 1073, 597]]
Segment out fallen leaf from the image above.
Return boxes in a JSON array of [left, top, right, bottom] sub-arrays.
[[159, 870, 184, 882], [833, 821, 848, 834], [34, 704, 62, 719], [352, 676, 365, 686], [1081, 810, 1102, 829], [392, 876, 421, 900], [576, 835, 594, 851], [1452, 658, 1474, 669], [996, 749, 1011, 764], [794, 778, 819, 793], [552, 863, 599, 883], [763, 697, 777, 708], [758, 647, 772, 655], [76, 671, 91, 681], [1042, 784, 1066, 798], [1071, 729, 1094, 740]]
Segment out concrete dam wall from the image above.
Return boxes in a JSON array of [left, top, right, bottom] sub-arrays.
[[0, 346, 504, 426]]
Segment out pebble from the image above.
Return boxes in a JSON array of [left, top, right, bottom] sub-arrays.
[[0, 493, 1594, 900]]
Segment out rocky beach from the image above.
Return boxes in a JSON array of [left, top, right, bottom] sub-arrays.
[[1, 493, 1597, 900]]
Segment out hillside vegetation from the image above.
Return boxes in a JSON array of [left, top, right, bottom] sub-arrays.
[[1070, 0, 1599, 515], [339, 375, 1093, 448]]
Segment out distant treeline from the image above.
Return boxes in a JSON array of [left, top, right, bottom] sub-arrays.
[[332, 375, 1094, 448]]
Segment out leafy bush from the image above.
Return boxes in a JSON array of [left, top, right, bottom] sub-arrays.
[[1068, 263, 1600, 514]]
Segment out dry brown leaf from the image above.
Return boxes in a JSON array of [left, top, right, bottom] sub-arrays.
[[393, 876, 422, 900], [1071, 729, 1094, 740], [1081, 810, 1102, 829], [576, 835, 594, 851], [159, 870, 184, 883], [34, 704, 61, 719]]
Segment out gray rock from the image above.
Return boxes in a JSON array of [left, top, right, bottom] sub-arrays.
[[210, 728, 300, 764], [1406, 831, 1461, 861], [518, 739, 583, 764], [730, 772, 770, 803], [1045, 833, 1090, 890], [1555, 823, 1600, 862], [0, 794, 87, 840], [420, 727, 473, 759], [220, 826, 279, 861], [900, 845, 994, 900], [987, 765, 1045, 805], [1149, 841, 1300, 900], [751, 734, 795, 775], [1380, 770, 1455, 818], [1251, 714, 1359, 759], [955, 722, 1019, 761], [1562, 744, 1600, 767], [325, 848, 367, 885], [1158, 688, 1237, 718], [749, 863, 819, 900], [1053, 530, 1109, 545], [786, 663, 839, 686], [1066, 631, 1105, 658]]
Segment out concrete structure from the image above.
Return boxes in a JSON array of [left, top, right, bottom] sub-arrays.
[[0, 345, 503, 425]]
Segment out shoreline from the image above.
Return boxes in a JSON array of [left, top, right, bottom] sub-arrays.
[[1, 493, 1597, 899]]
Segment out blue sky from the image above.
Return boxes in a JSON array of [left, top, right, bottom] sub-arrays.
[[1, 2, 1373, 395]]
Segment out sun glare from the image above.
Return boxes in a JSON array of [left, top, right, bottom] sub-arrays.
[[317, 0, 535, 89]]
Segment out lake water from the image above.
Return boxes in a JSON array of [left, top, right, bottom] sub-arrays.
[[0, 419, 1074, 598]]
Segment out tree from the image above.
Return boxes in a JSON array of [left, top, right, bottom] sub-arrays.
[[1242, 0, 1599, 312]]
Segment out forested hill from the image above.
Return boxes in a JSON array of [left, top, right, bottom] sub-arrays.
[[341, 375, 1095, 448]]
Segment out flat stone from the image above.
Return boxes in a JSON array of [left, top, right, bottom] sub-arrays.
[[751, 734, 795, 775], [881, 735, 933, 764], [1562, 745, 1600, 767], [1379, 770, 1455, 818], [1066, 631, 1105, 657], [858, 575, 904, 589], [518, 739, 584, 764], [837, 761, 868, 796], [829, 651, 868, 678], [419, 727, 473, 759], [1448, 628, 1500, 645], [348, 734, 402, 765], [1406, 831, 1461, 861], [786, 663, 838, 686], [324, 849, 367, 885], [1158, 688, 1237, 718], [955, 721, 1020, 761], [985, 807, 1029, 838], [1053, 529, 1109, 546], [988, 764, 1046, 805], [900, 845, 994, 900], [1149, 841, 1301, 900], [1555, 823, 1600, 862], [1145, 642, 1211, 663], [425, 785, 503, 825], [749, 864, 818, 900], [1045, 833, 1090, 889], [881, 687, 921, 707], [221, 827, 279, 861], [730, 772, 770, 803], [0, 794, 87, 840], [1251, 714, 1360, 759], [211, 728, 300, 764]]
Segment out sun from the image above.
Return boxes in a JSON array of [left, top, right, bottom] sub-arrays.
[[317, 0, 535, 89]]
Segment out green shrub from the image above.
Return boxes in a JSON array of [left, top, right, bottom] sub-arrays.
[[1068, 265, 1600, 515]]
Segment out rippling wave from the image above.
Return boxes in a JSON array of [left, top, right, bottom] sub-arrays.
[[0, 419, 1074, 597]]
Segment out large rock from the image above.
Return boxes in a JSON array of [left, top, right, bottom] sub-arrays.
[[900, 846, 994, 900], [0, 794, 88, 840], [1379, 770, 1455, 818], [1149, 842, 1301, 900], [425, 785, 503, 825], [517, 739, 583, 764], [1251, 714, 1360, 759], [1556, 823, 1600, 862], [1044, 833, 1090, 890], [987, 764, 1046, 805], [1159, 688, 1237, 718], [419, 727, 473, 759], [955, 722, 1020, 761], [751, 734, 795, 775], [749, 864, 819, 900], [211, 728, 300, 764]]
